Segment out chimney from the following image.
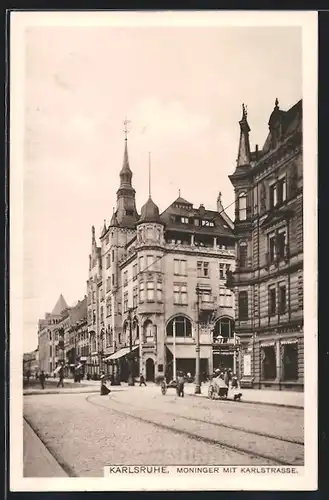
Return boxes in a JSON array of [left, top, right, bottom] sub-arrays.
[[199, 204, 205, 217], [255, 144, 259, 160]]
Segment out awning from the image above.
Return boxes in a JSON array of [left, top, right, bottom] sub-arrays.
[[53, 365, 62, 374], [104, 346, 139, 362], [80, 357, 87, 362], [76, 364, 82, 370], [166, 344, 211, 359], [281, 339, 298, 345]]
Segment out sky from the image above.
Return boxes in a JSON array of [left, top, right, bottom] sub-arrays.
[[22, 24, 302, 352]]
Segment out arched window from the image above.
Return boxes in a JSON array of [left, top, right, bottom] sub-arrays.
[[213, 317, 234, 343], [166, 316, 192, 338], [133, 318, 139, 342], [143, 319, 154, 343], [238, 192, 247, 221]]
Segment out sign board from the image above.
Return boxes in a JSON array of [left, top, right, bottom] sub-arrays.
[[243, 354, 251, 376]]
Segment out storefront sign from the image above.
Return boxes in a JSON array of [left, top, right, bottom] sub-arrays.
[[243, 354, 251, 376]]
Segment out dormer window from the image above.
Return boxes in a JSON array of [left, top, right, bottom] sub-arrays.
[[201, 220, 215, 227], [181, 217, 189, 224]]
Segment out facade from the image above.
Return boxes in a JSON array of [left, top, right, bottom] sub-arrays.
[[37, 294, 87, 376], [87, 136, 237, 382], [228, 99, 303, 391], [23, 348, 39, 376], [37, 294, 68, 374]]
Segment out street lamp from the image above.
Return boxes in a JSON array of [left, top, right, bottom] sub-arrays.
[[127, 308, 135, 386], [195, 285, 201, 394]]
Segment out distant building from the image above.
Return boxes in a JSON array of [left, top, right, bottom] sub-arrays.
[[87, 136, 236, 382], [37, 294, 87, 376], [23, 348, 39, 375], [228, 99, 303, 391]]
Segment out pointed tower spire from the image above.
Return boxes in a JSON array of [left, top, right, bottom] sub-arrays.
[[237, 103, 251, 167], [116, 118, 138, 227], [92, 225, 96, 243]]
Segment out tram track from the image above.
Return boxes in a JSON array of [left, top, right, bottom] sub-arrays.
[[86, 394, 304, 466]]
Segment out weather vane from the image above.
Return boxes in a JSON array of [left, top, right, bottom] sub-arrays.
[[123, 116, 131, 140]]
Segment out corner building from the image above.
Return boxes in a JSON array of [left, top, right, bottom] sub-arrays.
[[228, 100, 303, 391], [87, 137, 236, 382]]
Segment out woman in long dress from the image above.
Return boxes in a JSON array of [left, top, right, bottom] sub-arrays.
[[100, 372, 111, 396]]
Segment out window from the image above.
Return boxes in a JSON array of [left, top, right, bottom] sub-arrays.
[[123, 270, 128, 287], [166, 316, 192, 337], [157, 282, 163, 302], [49, 345, 52, 357], [146, 281, 155, 301], [146, 255, 154, 271], [133, 263, 137, 280], [239, 243, 248, 268], [283, 343, 298, 380], [268, 235, 276, 264], [112, 274, 115, 287], [269, 184, 277, 208], [181, 217, 189, 224], [106, 235, 109, 245], [194, 219, 200, 226], [93, 310, 96, 324], [279, 284, 287, 314], [238, 291, 248, 320], [174, 259, 187, 276], [201, 220, 215, 227], [106, 277, 111, 292], [139, 256, 145, 272], [219, 287, 232, 307], [100, 306, 104, 323], [123, 292, 128, 312], [277, 231, 287, 261], [106, 298, 112, 316], [197, 261, 209, 277], [106, 253, 111, 268], [238, 193, 247, 221], [277, 177, 287, 205], [173, 283, 188, 305], [112, 250, 115, 261], [201, 290, 211, 303], [133, 287, 138, 308], [219, 263, 225, 280], [139, 283, 145, 302], [298, 273, 303, 310], [92, 291, 95, 303], [268, 286, 276, 316]]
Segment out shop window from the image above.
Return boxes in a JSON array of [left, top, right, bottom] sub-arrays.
[[283, 343, 298, 380], [262, 346, 276, 380]]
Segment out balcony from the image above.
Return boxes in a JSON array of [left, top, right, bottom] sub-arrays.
[[166, 242, 235, 257]]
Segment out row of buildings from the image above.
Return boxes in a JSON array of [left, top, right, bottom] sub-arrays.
[[33, 98, 303, 390]]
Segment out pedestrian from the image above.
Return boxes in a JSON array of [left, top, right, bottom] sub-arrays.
[[39, 370, 46, 390], [139, 373, 147, 386], [176, 371, 185, 398], [57, 366, 64, 388], [100, 372, 111, 395], [224, 369, 229, 387], [231, 373, 238, 389]]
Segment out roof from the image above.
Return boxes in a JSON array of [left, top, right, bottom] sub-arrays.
[[172, 196, 193, 206], [138, 197, 162, 224], [51, 294, 68, 316], [262, 99, 302, 154], [160, 201, 234, 238]]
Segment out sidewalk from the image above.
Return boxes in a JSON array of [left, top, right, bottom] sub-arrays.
[[23, 378, 100, 396], [23, 419, 68, 477], [118, 382, 304, 409]]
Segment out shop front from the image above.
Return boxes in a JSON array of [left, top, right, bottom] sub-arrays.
[[104, 346, 139, 383], [165, 344, 211, 382]]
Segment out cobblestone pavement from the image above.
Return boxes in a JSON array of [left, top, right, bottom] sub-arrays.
[[24, 389, 303, 477]]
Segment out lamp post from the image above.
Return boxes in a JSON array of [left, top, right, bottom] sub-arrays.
[[195, 285, 201, 394], [127, 308, 135, 386]]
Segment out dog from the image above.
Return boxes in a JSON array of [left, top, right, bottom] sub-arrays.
[[233, 392, 242, 402]]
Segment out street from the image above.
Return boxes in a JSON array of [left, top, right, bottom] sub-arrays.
[[23, 385, 304, 477]]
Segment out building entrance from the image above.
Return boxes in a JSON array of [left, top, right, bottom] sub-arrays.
[[146, 358, 155, 382]]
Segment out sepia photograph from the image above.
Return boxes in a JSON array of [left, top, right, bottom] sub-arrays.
[[10, 11, 317, 492]]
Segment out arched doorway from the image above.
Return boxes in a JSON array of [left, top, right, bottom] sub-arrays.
[[146, 358, 155, 381]]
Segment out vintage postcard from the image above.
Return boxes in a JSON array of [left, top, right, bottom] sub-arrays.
[[9, 10, 318, 492]]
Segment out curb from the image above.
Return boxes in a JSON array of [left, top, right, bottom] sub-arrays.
[[23, 389, 99, 396], [23, 417, 75, 477], [186, 392, 303, 410]]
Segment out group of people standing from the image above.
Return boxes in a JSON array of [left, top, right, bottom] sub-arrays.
[[213, 368, 239, 389]]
